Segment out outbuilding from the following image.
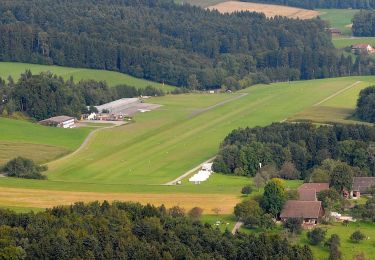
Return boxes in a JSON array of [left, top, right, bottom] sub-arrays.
[[351, 177, 375, 199], [39, 116, 75, 128], [280, 200, 324, 228]]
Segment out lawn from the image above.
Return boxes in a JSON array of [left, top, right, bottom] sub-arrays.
[[0, 117, 92, 163], [300, 221, 375, 260], [332, 37, 375, 49], [0, 62, 175, 91], [318, 9, 359, 36]]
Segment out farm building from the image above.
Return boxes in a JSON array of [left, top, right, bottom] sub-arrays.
[[351, 177, 375, 199], [39, 116, 75, 128], [280, 200, 324, 228], [325, 28, 341, 37], [298, 183, 329, 201], [351, 44, 375, 54]]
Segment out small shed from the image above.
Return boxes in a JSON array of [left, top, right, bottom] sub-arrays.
[[39, 116, 75, 128]]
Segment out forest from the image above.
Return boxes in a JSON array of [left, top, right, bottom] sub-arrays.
[[0, 201, 313, 259], [241, 0, 375, 9], [352, 10, 375, 37], [0, 71, 164, 120], [355, 86, 375, 123], [0, 0, 372, 89], [213, 123, 375, 179]]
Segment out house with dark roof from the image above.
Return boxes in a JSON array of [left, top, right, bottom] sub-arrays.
[[351, 177, 375, 199], [298, 183, 329, 201], [325, 28, 341, 37], [280, 200, 324, 228]]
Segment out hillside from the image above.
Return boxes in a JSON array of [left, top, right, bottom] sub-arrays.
[[0, 62, 175, 91], [0, 0, 364, 88], [0, 117, 92, 164]]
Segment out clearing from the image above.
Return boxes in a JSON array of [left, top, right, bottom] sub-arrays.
[[0, 62, 175, 91], [207, 1, 319, 19], [317, 9, 359, 36]]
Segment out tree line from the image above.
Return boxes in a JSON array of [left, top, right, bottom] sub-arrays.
[[0, 71, 164, 120], [213, 123, 375, 179], [0, 0, 373, 90], [355, 85, 375, 123], [352, 10, 375, 37], [241, 0, 375, 9], [0, 201, 313, 259]]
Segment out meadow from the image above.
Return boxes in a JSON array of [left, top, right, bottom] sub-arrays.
[[332, 37, 375, 49], [0, 117, 92, 164], [0, 62, 175, 91], [317, 9, 358, 36]]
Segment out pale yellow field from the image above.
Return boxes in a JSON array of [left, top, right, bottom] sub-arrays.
[[0, 187, 240, 214], [207, 1, 319, 19]]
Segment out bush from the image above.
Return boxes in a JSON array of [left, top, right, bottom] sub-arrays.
[[278, 162, 300, 180], [307, 228, 326, 245], [350, 230, 366, 243], [1, 157, 47, 179], [188, 207, 203, 220], [284, 218, 303, 235], [241, 185, 253, 195]]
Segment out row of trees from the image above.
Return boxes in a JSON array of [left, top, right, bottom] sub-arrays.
[[355, 85, 375, 123], [241, 0, 375, 9], [0, 71, 164, 120], [0, 0, 373, 89], [213, 123, 375, 179], [0, 201, 313, 259], [352, 10, 375, 37]]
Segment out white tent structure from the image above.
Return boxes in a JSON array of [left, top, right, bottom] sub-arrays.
[[189, 163, 214, 184]]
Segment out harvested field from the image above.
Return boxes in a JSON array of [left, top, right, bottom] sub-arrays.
[[0, 187, 240, 214], [207, 1, 319, 19]]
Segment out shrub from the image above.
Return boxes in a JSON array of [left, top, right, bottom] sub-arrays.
[[188, 207, 203, 220], [1, 157, 47, 179], [350, 231, 366, 243], [307, 228, 326, 245], [241, 185, 253, 195], [284, 218, 303, 234]]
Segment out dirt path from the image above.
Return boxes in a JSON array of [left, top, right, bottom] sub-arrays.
[[313, 81, 361, 106], [232, 221, 243, 235], [46, 121, 126, 166], [190, 93, 248, 117], [164, 156, 216, 185]]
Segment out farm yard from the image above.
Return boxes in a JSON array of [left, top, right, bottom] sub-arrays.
[[1, 75, 375, 213], [207, 1, 319, 19]]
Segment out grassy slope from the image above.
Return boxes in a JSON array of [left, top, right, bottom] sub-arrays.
[[0, 62, 175, 91], [288, 76, 375, 124], [318, 9, 358, 36], [300, 222, 375, 260]]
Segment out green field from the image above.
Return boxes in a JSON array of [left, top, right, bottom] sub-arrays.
[[318, 9, 358, 36], [300, 222, 375, 260], [332, 37, 375, 49], [0, 117, 92, 164], [0, 62, 175, 91]]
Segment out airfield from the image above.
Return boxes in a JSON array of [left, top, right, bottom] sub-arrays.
[[1, 64, 374, 214]]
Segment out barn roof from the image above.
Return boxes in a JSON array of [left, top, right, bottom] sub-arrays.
[[353, 177, 375, 193], [280, 201, 322, 219], [39, 115, 74, 124], [298, 189, 316, 201]]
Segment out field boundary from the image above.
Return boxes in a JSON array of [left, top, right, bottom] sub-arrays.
[[313, 81, 361, 106]]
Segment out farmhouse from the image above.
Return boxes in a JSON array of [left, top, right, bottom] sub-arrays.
[[351, 177, 375, 199], [298, 183, 329, 201], [39, 116, 75, 128], [326, 28, 341, 37], [280, 200, 324, 228], [351, 44, 375, 54]]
